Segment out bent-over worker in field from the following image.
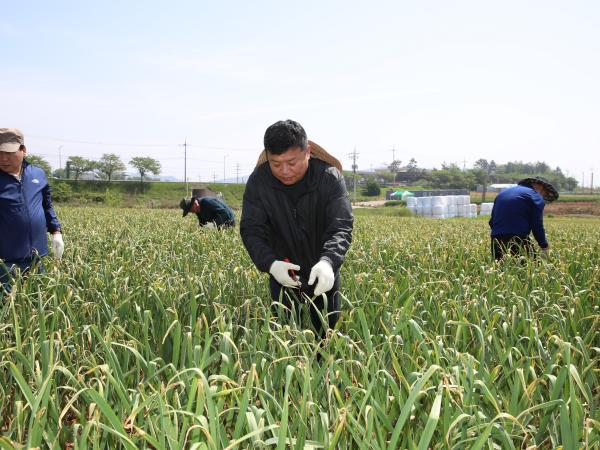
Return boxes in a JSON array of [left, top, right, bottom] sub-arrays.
[[489, 176, 558, 260], [240, 119, 353, 338], [180, 191, 236, 229], [0, 128, 64, 293]]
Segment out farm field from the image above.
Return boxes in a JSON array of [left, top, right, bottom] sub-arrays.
[[0, 208, 599, 449]]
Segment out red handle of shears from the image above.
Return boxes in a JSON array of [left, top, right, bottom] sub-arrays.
[[284, 257, 298, 281]]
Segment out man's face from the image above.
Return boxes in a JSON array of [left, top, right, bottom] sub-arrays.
[[267, 145, 311, 185], [0, 146, 26, 175], [532, 182, 548, 200], [190, 198, 201, 213]]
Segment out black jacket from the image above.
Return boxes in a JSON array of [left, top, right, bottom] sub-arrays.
[[240, 159, 353, 282], [195, 197, 235, 228]]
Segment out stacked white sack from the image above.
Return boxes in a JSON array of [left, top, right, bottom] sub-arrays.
[[432, 204, 445, 219], [479, 202, 494, 216], [416, 197, 433, 217], [470, 204, 478, 217]]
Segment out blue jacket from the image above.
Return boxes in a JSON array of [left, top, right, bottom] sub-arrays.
[[196, 197, 235, 227], [0, 162, 61, 262], [489, 185, 547, 248]]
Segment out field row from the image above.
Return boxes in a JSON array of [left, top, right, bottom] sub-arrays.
[[0, 209, 598, 448]]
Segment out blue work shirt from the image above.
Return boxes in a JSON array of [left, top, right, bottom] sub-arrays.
[[196, 197, 235, 227], [489, 185, 548, 248], [0, 162, 61, 262]]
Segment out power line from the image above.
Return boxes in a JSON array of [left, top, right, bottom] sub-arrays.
[[27, 134, 256, 151], [29, 150, 252, 166], [28, 135, 171, 147]]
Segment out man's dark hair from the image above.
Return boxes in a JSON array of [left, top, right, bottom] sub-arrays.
[[264, 120, 308, 155]]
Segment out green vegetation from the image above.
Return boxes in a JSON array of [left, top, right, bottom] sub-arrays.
[[97, 154, 127, 182], [470, 191, 600, 204], [363, 178, 381, 196], [66, 156, 96, 180], [346, 189, 387, 203], [383, 200, 405, 207], [48, 180, 246, 209], [557, 194, 600, 203], [1, 209, 598, 448], [346, 159, 579, 192], [129, 157, 162, 185], [353, 206, 414, 217]]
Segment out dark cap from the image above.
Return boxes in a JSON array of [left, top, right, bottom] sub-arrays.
[[180, 197, 194, 217], [518, 176, 559, 202]]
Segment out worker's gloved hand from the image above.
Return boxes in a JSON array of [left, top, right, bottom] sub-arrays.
[[205, 222, 216, 229], [51, 233, 64, 260], [308, 260, 334, 296], [269, 260, 301, 288]]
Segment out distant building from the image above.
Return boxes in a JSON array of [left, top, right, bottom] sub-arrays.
[[79, 172, 102, 181], [479, 183, 517, 193]]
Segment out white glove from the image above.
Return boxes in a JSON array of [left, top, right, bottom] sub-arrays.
[[51, 233, 64, 260], [308, 260, 334, 296], [269, 260, 301, 288], [205, 222, 216, 229]]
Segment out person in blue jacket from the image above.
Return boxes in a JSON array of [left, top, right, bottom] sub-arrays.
[[180, 194, 235, 229], [489, 176, 558, 260], [0, 128, 64, 292]]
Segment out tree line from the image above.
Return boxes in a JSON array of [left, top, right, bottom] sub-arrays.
[[25, 153, 161, 183], [349, 158, 579, 192]]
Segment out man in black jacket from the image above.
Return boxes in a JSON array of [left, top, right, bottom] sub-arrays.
[[240, 120, 353, 337], [180, 195, 236, 229]]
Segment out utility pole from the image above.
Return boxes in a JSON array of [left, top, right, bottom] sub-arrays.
[[223, 155, 228, 184], [236, 163, 240, 184], [58, 146, 63, 170], [213, 172, 217, 184], [389, 147, 400, 183], [180, 140, 188, 196], [582, 172, 585, 191], [348, 147, 359, 203], [591, 170, 594, 194]]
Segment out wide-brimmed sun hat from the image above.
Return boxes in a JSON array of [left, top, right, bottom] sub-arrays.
[[256, 140, 342, 172], [518, 176, 559, 202]]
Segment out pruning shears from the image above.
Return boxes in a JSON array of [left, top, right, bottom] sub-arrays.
[[284, 257, 299, 283]]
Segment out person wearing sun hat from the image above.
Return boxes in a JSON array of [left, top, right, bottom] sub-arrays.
[[489, 176, 559, 260], [179, 190, 235, 229], [240, 119, 353, 338], [0, 128, 63, 292]]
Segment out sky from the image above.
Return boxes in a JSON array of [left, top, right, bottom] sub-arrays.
[[1, 1, 599, 185]]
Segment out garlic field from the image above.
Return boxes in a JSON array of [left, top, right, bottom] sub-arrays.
[[0, 208, 598, 449]]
